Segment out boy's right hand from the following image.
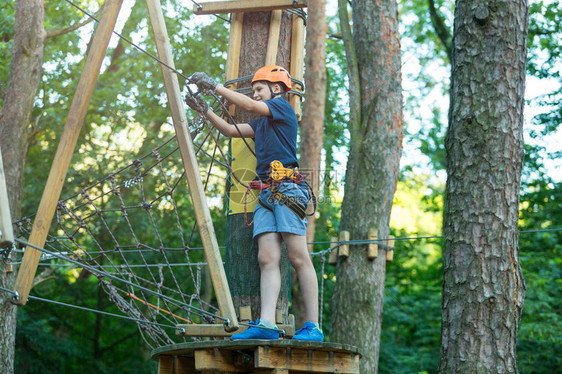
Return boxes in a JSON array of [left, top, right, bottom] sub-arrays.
[[185, 93, 209, 114], [191, 72, 218, 91]]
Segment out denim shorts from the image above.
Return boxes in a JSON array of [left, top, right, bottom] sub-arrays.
[[253, 181, 309, 238]]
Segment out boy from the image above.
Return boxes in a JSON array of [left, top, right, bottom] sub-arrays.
[[185, 66, 323, 342]]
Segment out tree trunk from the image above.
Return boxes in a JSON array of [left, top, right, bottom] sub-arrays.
[[439, 1, 528, 373], [225, 10, 294, 321], [300, 0, 327, 250], [331, 1, 402, 373], [0, 1, 45, 373], [293, 0, 327, 327]]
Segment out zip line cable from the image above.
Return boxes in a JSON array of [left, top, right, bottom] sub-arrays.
[[8, 227, 561, 268], [27, 295, 180, 331], [0, 286, 281, 335]]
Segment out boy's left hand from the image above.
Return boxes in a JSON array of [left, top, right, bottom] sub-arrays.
[[191, 72, 218, 92], [185, 93, 209, 114]]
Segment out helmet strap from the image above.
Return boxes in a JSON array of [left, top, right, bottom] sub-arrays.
[[267, 82, 281, 99]]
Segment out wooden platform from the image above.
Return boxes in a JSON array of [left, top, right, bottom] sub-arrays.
[[152, 340, 361, 373]]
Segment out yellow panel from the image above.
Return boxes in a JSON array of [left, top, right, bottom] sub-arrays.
[[228, 138, 258, 215]]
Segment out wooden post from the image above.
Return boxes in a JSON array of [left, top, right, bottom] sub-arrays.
[[146, 0, 238, 331], [224, 11, 244, 117], [0, 148, 14, 272], [339, 231, 350, 259], [386, 235, 395, 262], [289, 13, 305, 120], [265, 10, 282, 65], [367, 228, 378, 260], [12, 0, 124, 305]]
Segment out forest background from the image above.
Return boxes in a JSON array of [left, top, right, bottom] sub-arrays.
[[0, 0, 559, 373]]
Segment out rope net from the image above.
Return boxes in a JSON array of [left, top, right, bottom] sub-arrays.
[[12, 101, 238, 348]]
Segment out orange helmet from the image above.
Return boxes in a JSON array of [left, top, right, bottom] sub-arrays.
[[251, 65, 292, 91]]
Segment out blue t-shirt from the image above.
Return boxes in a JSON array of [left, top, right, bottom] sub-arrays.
[[249, 97, 299, 180]]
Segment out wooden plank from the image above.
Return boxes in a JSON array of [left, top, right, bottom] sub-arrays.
[[265, 10, 282, 65], [339, 231, 349, 259], [193, 0, 308, 15], [289, 13, 305, 121], [328, 237, 338, 265], [255, 346, 360, 373], [12, 0, 124, 305], [176, 323, 295, 337], [386, 235, 395, 262], [151, 339, 363, 359], [194, 348, 236, 372], [367, 228, 378, 260], [158, 355, 175, 374], [173, 356, 197, 374], [158, 355, 197, 374], [0, 148, 14, 272], [145, 0, 239, 332]]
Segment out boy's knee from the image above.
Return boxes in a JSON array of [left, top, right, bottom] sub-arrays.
[[258, 250, 280, 268], [288, 251, 311, 270]]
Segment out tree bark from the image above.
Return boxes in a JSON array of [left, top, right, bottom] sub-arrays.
[[439, 1, 528, 373], [300, 0, 327, 250], [331, 0, 402, 373], [0, 1, 45, 373]]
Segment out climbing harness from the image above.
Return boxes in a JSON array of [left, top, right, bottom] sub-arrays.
[[244, 160, 317, 227]]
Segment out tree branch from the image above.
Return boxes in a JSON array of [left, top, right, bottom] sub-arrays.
[[427, 0, 452, 61], [45, 9, 102, 39], [337, 0, 361, 140]]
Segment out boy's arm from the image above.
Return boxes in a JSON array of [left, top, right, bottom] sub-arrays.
[[215, 85, 272, 117], [185, 92, 254, 138], [190, 72, 271, 116], [204, 109, 255, 138]]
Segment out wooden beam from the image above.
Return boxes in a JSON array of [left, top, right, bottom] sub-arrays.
[[194, 348, 236, 372], [255, 346, 360, 373], [158, 355, 197, 374], [193, 0, 308, 15], [224, 11, 244, 116], [289, 13, 305, 121], [0, 148, 14, 272], [176, 323, 295, 337], [265, 10, 282, 65], [145, 0, 239, 332], [12, 0, 124, 305]]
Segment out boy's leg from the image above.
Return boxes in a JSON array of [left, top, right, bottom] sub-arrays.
[[257, 232, 283, 324], [281, 232, 319, 323]]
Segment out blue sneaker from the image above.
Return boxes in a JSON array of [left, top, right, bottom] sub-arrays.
[[292, 321, 324, 342], [231, 319, 279, 340]]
